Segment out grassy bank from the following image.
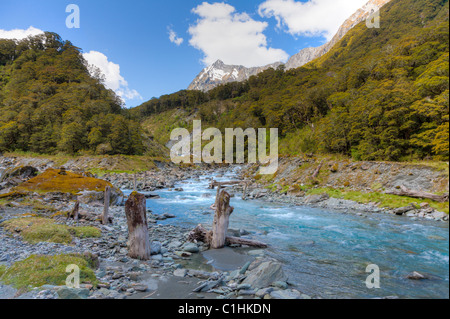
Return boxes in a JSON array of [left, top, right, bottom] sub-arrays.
[[1, 217, 101, 244], [306, 188, 449, 214], [0, 254, 98, 290]]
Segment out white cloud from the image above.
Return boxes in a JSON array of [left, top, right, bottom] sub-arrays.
[[258, 0, 368, 41], [0, 26, 44, 40], [83, 51, 142, 102], [168, 27, 184, 46], [188, 2, 289, 67]]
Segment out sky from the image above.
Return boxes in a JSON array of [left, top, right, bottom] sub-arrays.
[[0, 0, 369, 108]]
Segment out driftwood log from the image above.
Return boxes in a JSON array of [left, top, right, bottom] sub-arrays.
[[125, 192, 151, 260], [312, 161, 324, 179], [386, 185, 449, 203], [188, 225, 268, 249]]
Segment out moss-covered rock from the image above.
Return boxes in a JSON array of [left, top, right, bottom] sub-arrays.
[[12, 168, 123, 205], [15, 168, 112, 194]]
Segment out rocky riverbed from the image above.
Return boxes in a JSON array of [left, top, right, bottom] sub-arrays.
[[0, 157, 448, 299], [0, 165, 309, 300]]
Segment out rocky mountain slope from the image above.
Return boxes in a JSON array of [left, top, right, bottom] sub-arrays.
[[188, 0, 392, 92]]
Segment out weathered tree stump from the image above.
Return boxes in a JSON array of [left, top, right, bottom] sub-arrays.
[[101, 186, 111, 225], [67, 200, 80, 223], [210, 190, 234, 249], [189, 180, 268, 249], [125, 192, 151, 260]]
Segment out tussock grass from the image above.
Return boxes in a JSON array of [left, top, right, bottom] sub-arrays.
[[0, 254, 98, 290], [1, 217, 101, 244]]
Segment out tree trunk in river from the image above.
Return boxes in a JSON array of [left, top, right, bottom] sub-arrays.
[[386, 185, 449, 203], [125, 192, 151, 260], [189, 181, 268, 249], [101, 186, 110, 225]]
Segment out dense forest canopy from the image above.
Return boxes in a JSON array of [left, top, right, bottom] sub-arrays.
[[0, 0, 448, 161], [133, 0, 449, 162], [0, 32, 145, 155]]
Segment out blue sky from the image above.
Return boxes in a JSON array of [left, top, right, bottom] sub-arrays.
[[0, 0, 368, 108]]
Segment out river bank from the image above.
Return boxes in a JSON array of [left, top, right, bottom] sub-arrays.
[[0, 156, 448, 299]]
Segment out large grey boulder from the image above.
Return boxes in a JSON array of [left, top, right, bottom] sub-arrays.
[[242, 261, 287, 289], [304, 193, 329, 204]]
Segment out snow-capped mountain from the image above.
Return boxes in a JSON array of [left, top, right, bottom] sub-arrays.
[[188, 60, 282, 92], [188, 0, 391, 92]]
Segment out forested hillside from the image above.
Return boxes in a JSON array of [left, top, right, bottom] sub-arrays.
[[0, 32, 146, 155], [133, 0, 449, 162]]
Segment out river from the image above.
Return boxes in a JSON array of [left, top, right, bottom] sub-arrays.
[[131, 169, 449, 299]]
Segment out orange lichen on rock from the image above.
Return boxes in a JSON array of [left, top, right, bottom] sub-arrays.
[[14, 168, 114, 195]]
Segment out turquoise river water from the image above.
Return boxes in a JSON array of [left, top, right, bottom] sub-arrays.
[[128, 169, 449, 299]]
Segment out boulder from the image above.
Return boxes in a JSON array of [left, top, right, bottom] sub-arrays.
[[183, 243, 199, 253], [242, 261, 288, 289], [392, 206, 416, 216], [305, 193, 330, 204], [407, 271, 428, 280], [174, 269, 188, 277], [150, 241, 162, 255], [0, 166, 38, 183], [431, 211, 447, 220]]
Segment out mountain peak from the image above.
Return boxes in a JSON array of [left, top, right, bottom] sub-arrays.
[[212, 59, 225, 67]]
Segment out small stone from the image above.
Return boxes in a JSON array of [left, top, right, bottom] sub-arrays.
[[175, 251, 192, 258], [150, 241, 162, 255], [407, 271, 428, 280], [237, 283, 252, 290], [238, 289, 257, 296], [174, 269, 188, 277], [272, 281, 288, 289], [420, 203, 430, 209], [239, 261, 251, 274], [132, 284, 148, 292], [255, 288, 274, 298], [183, 243, 199, 253], [168, 240, 182, 249]]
